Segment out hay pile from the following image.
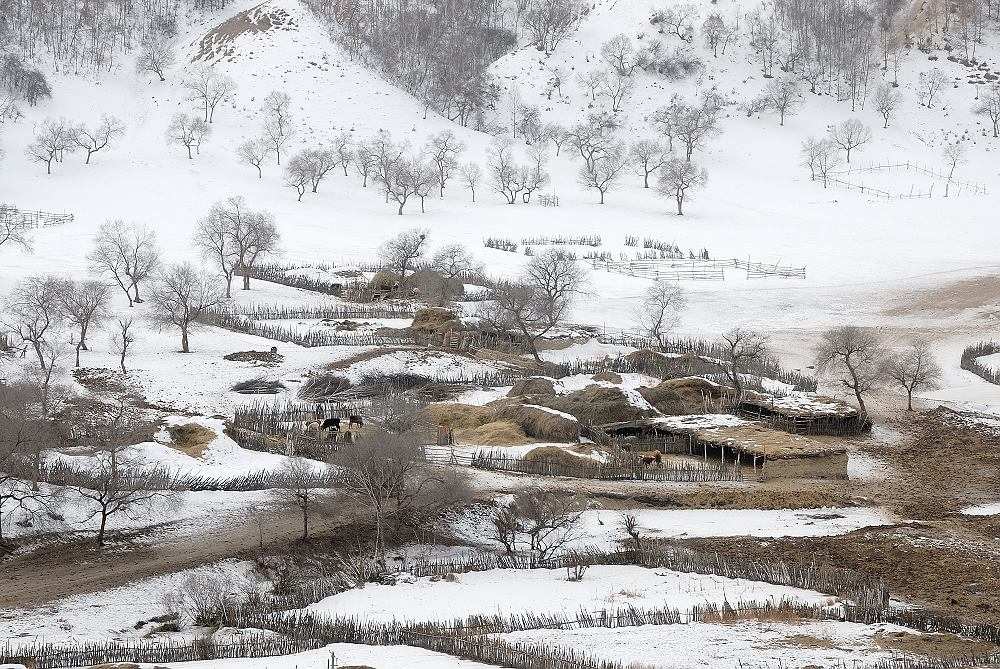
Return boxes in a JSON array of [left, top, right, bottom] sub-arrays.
[[426, 401, 579, 443], [410, 307, 462, 334], [531, 385, 647, 425], [639, 377, 730, 415], [492, 401, 580, 442], [508, 376, 558, 397], [370, 270, 401, 291], [166, 423, 216, 457], [523, 445, 590, 467], [223, 349, 283, 365], [592, 370, 623, 384]]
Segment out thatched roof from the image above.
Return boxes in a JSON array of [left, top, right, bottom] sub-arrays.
[[425, 400, 580, 443], [602, 415, 845, 460], [508, 376, 559, 397], [739, 390, 861, 419], [638, 376, 732, 415]]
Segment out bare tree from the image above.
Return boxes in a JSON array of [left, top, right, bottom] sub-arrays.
[[262, 91, 295, 165], [237, 138, 270, 178], [577, 143, 628, 204], [526, 248, 587, 328], [73, 115, 125, 165], [56, 279, 112, 366], [828, 118, 872, 163], [672, 93, 723, 161], [523, 0, 586, 55], [0, 383, 59, 527], [193, 199, 241, 298], [629, 139, 668, 188], [815, 325, 887, 415], [460, 162, 483, 202], [166, 113, 210, 159], [490, 488, 585, 563], [330, 430, 469, 565], [148, 262, 227, 353], [431, 243, 482, 282], [380, 228, 428, 284], [576, 70, 607, 102], [766, 79, 800, 125], [26, 118, 75, 174], [71, 453, 170, 547], [701, 13, 732, 57], [135, 35, 174, 82], [293, 148, 338, 193], [656, 3, 698, 41], [284, 154, 312, 201], [886, 339, 942, 411], [425, 130, 465, 197], [601, 34, 641, 76], [872, 84, 901, 128], [942, 141, 966, 197], [975, 82, 1000, 138], [111, 317, 136, 373], [227, 202, 279, 291], [332, 131, 353, 176], [411, 160, 440, 213], [656, 157, 707, 215], [88, 220, 160, 306], [184, 66, 237, 123], [4, 275, 63, 370], [634, 282, 686, 347], [801, 137, 841, 187], [281, 458, 328, 541], [599, 71, 632, 113], [0, 206, 34, 254], [917, 68, 948, 109], [719, 328, 770, 396]]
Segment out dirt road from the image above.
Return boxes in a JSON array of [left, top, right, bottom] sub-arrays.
[[0, 502, 353, 610]]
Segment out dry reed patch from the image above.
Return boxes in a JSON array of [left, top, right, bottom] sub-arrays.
[[872, 629, 999, 659], [166, 423, 216, 457]]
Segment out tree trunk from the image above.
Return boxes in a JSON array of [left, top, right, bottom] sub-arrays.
[[133, 283, 143, 304], [120, 349, 127, 373], [225, 275, 233, 298], [97, 511, 108, 546], [243, 274, 251, 290], [75, 342, 81, 368], [181, 325, 190, 353]]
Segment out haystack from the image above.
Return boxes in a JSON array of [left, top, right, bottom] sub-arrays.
[[592, 370, 623, 384], [523, 445, 589, 467], [424, 403, 495, 430], [508, 376, 558, 397], [531, 385, 647, 425], [457, 421, 532, 446], [410, 307, 463, 334], [370, 270, 401, 291], [166, 423, 216, 457], [490, 400, 580, 442], [639, 377, 731, 415]]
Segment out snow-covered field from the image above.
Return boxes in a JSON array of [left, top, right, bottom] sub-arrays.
[[305, 565, 838, 623], [501, 620, 929, 668]]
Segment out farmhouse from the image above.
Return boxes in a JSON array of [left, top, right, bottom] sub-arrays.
[[602, 414, 848, 480]]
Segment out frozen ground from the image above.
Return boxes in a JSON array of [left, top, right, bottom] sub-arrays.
[[305, 565, 838, 623]]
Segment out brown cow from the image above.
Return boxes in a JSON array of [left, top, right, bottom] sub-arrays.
[[639, 449, 663, 467]]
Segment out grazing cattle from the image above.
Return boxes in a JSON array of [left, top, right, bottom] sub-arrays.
[[321, 417, 341, 431], [348, 415, 364, 429], [639, 450, 663, 467], [302, 420, 321, 435]]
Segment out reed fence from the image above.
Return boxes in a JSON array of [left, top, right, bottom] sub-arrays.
[[226, 303, 415, 320], [466, 451, 741, 482], [0, 635, 323, 669], [960, 341, 1000, 386], [199, 309, 419, 348], [0, 204, 74, 228]]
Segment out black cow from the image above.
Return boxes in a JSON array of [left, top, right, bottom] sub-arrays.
[[348, 415, 364, 429], [321, 417, 341, 431]]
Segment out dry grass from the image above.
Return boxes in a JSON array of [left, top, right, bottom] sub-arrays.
[[592, 371, 623, 384], [532, 385, 646, 425], [493, 402, 580, 442], [410, 306, 461, 334], [425, 403, 496, 430], [456, 421, 531, 446], [523, 445, 589, 467], [639, 377, 730, 415], [166, 423, 216, 457], [507, 377, 557, 397], [872, 628, 999, 659]]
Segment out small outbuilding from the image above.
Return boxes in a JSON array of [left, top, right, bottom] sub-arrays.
[[736, 391, 871, 435], [602, 414, 848, 480]]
